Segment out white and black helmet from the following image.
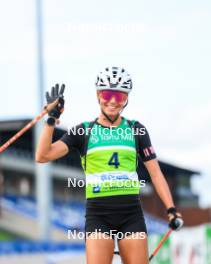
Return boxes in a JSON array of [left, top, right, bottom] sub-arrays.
[[95, 66, 132, 94]]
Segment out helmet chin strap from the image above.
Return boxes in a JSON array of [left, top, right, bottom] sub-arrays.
[[101, 100, 128, 124]]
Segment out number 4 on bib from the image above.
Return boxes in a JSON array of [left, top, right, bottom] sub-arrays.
[[108, 152, 120, 168]]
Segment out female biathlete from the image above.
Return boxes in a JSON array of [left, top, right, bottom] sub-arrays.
[[36, 66, 183, 264]]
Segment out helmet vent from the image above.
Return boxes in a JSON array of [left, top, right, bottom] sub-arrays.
[[96, 66, 132, 93]]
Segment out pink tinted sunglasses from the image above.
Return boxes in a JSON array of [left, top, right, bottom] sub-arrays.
[[99, 90, 128, 103]]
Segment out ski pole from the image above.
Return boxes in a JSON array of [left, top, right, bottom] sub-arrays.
[[0, 99, 59, 154], [114, 229, 172, 262], [149, 229, 172, 261], [149, 218, 183, 261]]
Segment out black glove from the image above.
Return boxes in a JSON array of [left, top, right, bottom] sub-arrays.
[[46, 84, 65, 119], [167, 207, 184, 231]]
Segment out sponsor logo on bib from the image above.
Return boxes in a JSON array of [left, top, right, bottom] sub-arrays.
[[90, 135, 99, 144], [93, 186, 101, 193]]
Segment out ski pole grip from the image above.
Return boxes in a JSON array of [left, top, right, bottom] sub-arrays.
[[174, 218, 184, 230], [44, 98, 59, 113]]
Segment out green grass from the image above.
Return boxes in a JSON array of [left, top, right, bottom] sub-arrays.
[[0, 230, 16, 241]]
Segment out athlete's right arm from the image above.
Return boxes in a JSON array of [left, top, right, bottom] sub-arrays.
[[36, 83, 68, 163], [35, 123, 69, 163]]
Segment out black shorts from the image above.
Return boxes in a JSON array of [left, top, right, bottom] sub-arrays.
[[85, 195, 147, 240]]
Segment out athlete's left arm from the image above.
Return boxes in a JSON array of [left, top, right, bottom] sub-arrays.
[[144, 159, 175, 209], [136, 121, 175, 209], [137, 121, 183, 228]]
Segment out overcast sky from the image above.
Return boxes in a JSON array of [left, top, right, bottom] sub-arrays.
[[0, 0, 211, 207]]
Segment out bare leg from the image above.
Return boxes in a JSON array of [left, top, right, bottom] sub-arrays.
[[86, 232, 115, 264], [118, 232, 149, 264]]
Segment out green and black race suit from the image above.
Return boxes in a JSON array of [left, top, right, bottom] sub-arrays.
[[61, 117, 156, 199]]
